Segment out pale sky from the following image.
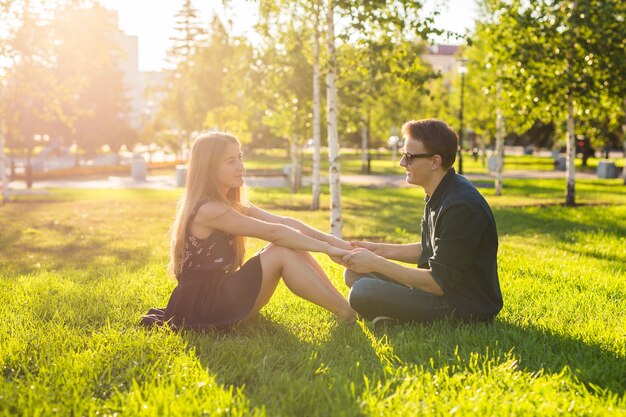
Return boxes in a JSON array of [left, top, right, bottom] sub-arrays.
[[98, 0, 477, 72]]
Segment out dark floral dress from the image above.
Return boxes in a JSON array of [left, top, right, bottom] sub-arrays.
[[142, 200, 263, 330]]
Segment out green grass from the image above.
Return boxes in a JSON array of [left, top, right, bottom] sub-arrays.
[[1, 179, 625, 416]]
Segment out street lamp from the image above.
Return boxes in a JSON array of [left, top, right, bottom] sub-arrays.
[[457, 59, 468, 175]]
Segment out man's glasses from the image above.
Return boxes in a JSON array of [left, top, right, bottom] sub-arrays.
[[401, 152, 435, 164]]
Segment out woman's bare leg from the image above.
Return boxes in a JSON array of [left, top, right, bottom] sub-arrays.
[[295, 250, 348, 298], [245, 245, 355, 322]]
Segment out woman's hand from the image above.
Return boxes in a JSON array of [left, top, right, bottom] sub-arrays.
[[327, 245, 351, 259], [350, 241, 382, 255], [328, 245, 351, 267], [329, 236, 353, 251]]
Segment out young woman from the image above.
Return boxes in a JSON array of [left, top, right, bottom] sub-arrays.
[[142, 132, 356, 329]]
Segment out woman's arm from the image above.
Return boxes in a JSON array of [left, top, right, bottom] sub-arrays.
[[246, 204, 352, 250], [196, 202, 348, 257], [350, 241, 422, 263]]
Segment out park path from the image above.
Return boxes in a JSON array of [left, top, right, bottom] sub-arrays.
[[7, 169, 598, 192]]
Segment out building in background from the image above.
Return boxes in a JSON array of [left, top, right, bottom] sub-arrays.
[[109, 10, 165, 130], [115, 28, 143, 129], [423, 44, 460, 74]]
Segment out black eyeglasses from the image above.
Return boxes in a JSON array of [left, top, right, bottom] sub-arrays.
[[401, 152, 435, 164]]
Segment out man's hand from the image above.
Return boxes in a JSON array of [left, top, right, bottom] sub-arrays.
[[342, 247, 381, 274], [350, 241, 382, 255]]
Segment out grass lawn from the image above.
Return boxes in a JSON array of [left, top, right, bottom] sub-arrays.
[[1, 178, 625, 416]]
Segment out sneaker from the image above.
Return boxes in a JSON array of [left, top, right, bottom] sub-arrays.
[[372, 316, 399, 328]]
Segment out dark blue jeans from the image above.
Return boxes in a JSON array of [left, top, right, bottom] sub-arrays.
[[345, 270, 453, 323]]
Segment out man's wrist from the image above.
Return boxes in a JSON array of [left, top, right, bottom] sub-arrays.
[[374, 243, 386, 257], [372, 252, 386, 272]]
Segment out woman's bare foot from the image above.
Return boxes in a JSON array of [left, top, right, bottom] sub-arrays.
[[337, 307, 358, 324]]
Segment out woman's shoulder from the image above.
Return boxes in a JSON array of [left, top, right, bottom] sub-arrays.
[[195, 201, 232, 223]]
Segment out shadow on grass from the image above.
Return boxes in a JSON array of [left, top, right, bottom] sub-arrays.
[[382, 318, 625, 396], [574, 245, 626, 266], [0, 228, 22, 252], [183, 316, 381, 417], [495, 205, 626, 242], [180, 314, 624, 415], [1, 235, 155, 276]]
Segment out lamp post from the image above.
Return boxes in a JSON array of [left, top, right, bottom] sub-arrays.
[[457, 59, 468, 175]]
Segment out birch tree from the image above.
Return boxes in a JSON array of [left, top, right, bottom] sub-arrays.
[[311, 0, 322, 209], [481, 0, 626, 205], [0, 126, 9, 203], [326, 0, 342, 237]]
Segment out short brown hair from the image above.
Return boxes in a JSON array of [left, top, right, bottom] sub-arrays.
[[401, 119, 458, 169]]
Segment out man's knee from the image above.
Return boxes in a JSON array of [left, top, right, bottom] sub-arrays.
[[348, 277, 379, 313], [343, 268, 360, 288]]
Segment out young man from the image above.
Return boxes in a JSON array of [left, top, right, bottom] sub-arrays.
[[342, 119, 503, 324]]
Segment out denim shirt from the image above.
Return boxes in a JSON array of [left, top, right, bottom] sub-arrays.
[[418, 168, 503, 320]]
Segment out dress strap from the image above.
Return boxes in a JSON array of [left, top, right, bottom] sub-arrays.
[[186, 199, 210, 234]]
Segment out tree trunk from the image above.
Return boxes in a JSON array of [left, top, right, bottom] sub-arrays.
[[74, 143, 80, 167], [26, 146, 33, 189], [0, 129, 10, 203], [495, 83, 504, 196], [361, 122, 367, 173], [290, 136, 300, 194], [326, 0, 342, 238], [10, 157, 16, 181], [565, 94, 576, 206], [623, 98, 626, 185], [311, 0, 321, 210]]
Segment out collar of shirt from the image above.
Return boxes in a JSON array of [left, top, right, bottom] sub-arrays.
[[425, 167, 456, 209]]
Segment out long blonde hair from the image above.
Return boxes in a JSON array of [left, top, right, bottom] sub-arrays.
[[167, 132, 247, 278]]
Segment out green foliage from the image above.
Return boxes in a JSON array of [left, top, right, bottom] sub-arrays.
[[52, 4, 137, 154], [154, 0, 445, 150], [1, 182, 625, 415], [253, 3, 315, 146], [463, 0, 626, 148], [158, 13, 257, 145], [334, 0, 441, 146], [1, 1, 136, 156], [337, 35, 437, 147]]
